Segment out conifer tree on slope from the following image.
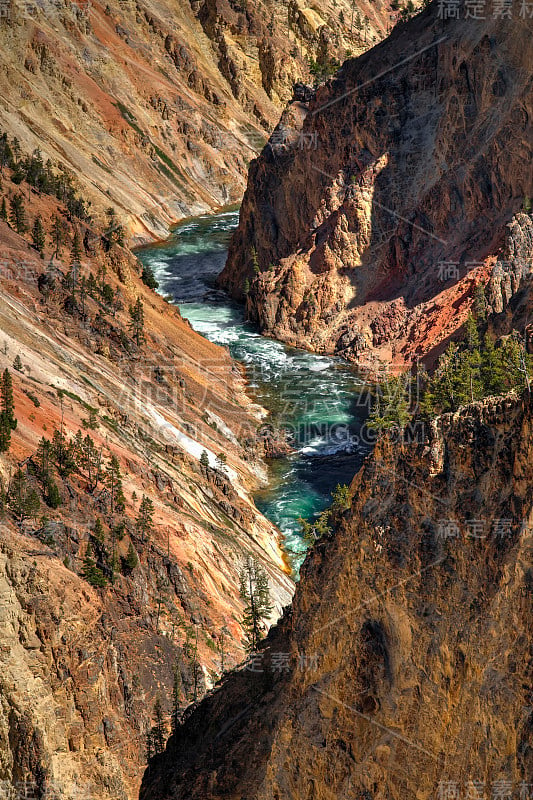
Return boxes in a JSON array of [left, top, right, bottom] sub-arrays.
[[239, 555, 273, 652]]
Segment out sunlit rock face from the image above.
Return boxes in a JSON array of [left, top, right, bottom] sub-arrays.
[[141, 391, 533, 800], [221, 4, 533, 372], [0, 0, 391, 243], [0, 217, 293, 799]]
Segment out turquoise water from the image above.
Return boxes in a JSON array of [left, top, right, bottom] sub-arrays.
[[137, 209, 371, 571]]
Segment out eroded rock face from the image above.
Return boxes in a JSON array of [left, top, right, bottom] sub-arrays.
[[0, 216, 294, 799], [220, 4, 533, 371], [140, 393, 533, 800], [486, 213, 533, 315], [0, 0, 391, 242]]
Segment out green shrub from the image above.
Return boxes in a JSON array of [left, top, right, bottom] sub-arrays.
[[141, 265, 159, 290], [45, 480, 62, 509]]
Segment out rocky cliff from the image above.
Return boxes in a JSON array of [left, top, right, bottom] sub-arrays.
[[221, 3, 533, 372], [0, 0, 392, 242], [0, 174, 295, 798], [140, 390, 533, 799]]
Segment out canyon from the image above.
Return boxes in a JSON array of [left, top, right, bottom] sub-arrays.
[[0, 0, 402, 793], [139, 5, 533, 800], [0, 0, 531, 797], [221, 6, 533, 372]]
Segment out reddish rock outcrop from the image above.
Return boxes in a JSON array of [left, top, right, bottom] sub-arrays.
[[220, 4, 533, 372]]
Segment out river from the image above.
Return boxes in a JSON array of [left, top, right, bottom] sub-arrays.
[[137, 208, 371, 572]]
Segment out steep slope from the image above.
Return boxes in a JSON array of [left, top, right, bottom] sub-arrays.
[[141, 390, 533, 799], [0, 175, 294, 798], [0, 0, 393, 242], [220, 3, 533, 372]]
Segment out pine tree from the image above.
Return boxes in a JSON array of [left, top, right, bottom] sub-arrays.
[[78, 275, 87, 316], [215, 452, 227, 470], [171, 662, 182, 733], [35, 437, 52, 484], [89, 518, 113, 580], [70, 228, 82, 287], [498, 333, 532, 393], [422, 342, 459, 414], [152, 696, 165, 754], [81, 541, 107, 587], [0, 411, 10, 453], [331, 483, 350, 512], [123, 540, 139, 572], [112, 519, 126, 541], [0, 197, 7, 222], [106, 454, 125, 514], [87, 272, 98, 298], [461, 347, 482, 405], [141, 264, 158, 290], [1, 369, 16, 429], [104, 207, 120, 250], [73, 429, 83, 460], [191, 627, 201, 701], [8, 469, 40, 522], [239, 555, 273, 652], [101, 283, 114, 307], [12, 355, 23, 372], [26, 148, 44, 194], [200, 450, 209, 468], [473, 284, 487, 322], [109, 521, 122, 584], [136, 494, 154, 541], [480, 334, 506, 396], [11, 137, 21, 164], [51, 427, 76, 477], [0, 133, 13, 174], [31, 215, 46, 256], [45, 479, 62, 509], [128, 297, 145, 346], [465, 313, 480, 352], [50, 214, 66, 259], [81, 434, 102, 491], [0, 368, 16, 452], [63, 229, 82, 298], [368, 374, 411, 431], [298, 509, 331, 544], [9, 194, 27, 234], [93, 516, 105, 543], [145, 728, 153, 763]]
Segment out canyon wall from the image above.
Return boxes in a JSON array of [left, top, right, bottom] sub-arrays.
[[141, 390, 533, 799], [220, 3, 533, 371], [0, 191, 294, 798], [0, 0, 391, 242]]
